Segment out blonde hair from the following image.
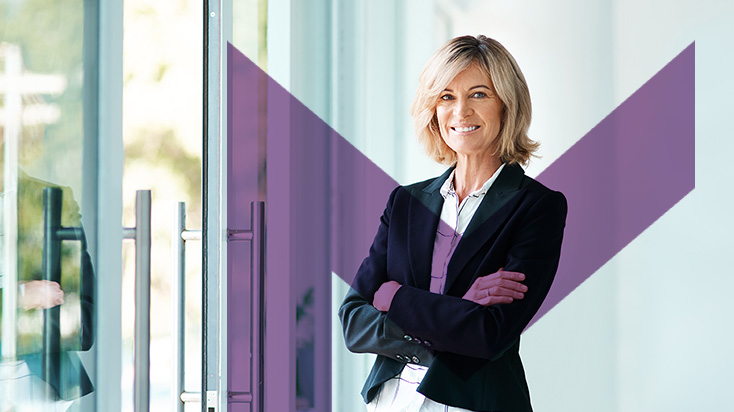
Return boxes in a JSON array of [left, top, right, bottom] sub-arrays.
[[411, 35, 538, 165]]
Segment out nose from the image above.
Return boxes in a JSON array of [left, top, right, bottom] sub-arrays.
[[454, 97, 472, 118]]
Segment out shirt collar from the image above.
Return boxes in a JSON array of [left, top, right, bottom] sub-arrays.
[[439, 163, 506, 199]]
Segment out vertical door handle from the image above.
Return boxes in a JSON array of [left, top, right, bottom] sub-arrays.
[[41, 187, 63, 396], [41, 187, 92, 392], [123, 190, 151, 412], [172, 201, 201, 411], [226, 201, 266, 411]]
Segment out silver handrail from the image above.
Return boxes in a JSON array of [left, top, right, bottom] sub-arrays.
[[251, 201, 265, 412], [172, 202, 185, 412], [172, 202, 201, 412], [174, 199, 262, 410], [226, 201, 265, 411], [41, 187, 89, 398], [123, 190, 151, 412]]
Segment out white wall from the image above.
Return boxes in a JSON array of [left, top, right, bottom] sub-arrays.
[[611, 1, 734, 410]]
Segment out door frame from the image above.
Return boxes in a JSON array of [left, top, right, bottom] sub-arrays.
[[203, 0, 232, 411], [95, 0, 124, 410]]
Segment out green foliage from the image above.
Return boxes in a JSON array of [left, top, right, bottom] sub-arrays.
[[0, 0, 86, 185], [1, 0, 89, 355]]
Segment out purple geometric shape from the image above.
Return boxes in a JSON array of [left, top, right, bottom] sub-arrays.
[[226, 42, 399, 409], [227, 39, 695, 403], [227, 43, 266, 401], [531, 42, 695, 327]]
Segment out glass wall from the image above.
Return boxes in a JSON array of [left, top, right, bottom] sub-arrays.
[[0, 0, 99, 410], [121, 1, 203, 411]]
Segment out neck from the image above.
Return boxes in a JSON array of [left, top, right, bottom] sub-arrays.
[[452, 153, 502, 202]]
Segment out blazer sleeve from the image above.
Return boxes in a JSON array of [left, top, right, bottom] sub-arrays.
[[338, 187, 435, 365], [385, 190, 567, 360], [339, 287, 435, 365]]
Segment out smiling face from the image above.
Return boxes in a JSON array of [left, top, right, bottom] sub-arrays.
[[435, 62, 504, 163]]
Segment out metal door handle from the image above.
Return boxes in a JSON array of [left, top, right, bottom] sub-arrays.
[[172, 201, 201, 412], [174, 201, 265, 411], [226, 201, 265, 411], [123, 190, 151, 412], [41, 187, 92, 390]]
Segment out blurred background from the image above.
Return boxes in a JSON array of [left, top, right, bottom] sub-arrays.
[[1, 0, 732, 411], [121, 1, 203, 411]]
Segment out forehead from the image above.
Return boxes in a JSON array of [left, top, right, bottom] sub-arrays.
[[445, 63, 493, 90]]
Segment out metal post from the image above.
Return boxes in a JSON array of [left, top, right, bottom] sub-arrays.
[[40, 187, 89, 401], [251, 201, 265, 412], [42, 187, 62, 394], [204, 0, 225, 409], [135, 190, 151, 412], [173, 202, 186, 412], [173, 202, 202, 409], [224, 201, 265, 410], [1, 43, 22, 361], [124, 190, 151, 412]]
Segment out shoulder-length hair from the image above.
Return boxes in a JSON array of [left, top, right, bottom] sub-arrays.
[[411, 35, 538, 166]]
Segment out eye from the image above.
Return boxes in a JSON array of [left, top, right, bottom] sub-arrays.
[[471, 91, 487, 98], [440, 94, 455, 101]]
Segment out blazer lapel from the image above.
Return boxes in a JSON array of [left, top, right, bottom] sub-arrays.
[[443, 163, 527, 294], [406, 168, 451, 291]]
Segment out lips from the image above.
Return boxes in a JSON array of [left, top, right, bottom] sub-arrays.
[[451, 125, 480, 132]]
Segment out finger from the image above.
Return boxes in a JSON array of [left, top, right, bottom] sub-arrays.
[[478, 275, 526, 291], [480, 270, 505, 280], [474, 276, 502, 289], [463, 289, 494, 304], [471, 273, 500, 289], [476, 276, 527, 292], [486, 286, 525, 300], [498, 270, 526, 281], [481, 278, 526, 290], [477, 296, 513, 307], [475, 270, 525, 286], [496, 279, 528, 292]]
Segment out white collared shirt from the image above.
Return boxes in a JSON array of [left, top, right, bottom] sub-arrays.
[[429, 163, 506, 294]]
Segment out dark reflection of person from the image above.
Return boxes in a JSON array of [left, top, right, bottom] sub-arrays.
[[339, 35, 567, 412], [0, 138, 94, 405]]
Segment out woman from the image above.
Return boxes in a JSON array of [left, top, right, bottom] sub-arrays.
[[339, 35, 567, 412]]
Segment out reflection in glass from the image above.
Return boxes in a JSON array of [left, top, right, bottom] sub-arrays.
[[1, 0, 97, 410]]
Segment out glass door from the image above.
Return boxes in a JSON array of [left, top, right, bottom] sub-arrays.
[[1, 1, 125, 411]]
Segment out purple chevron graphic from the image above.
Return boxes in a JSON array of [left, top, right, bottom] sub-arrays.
[[226, 41, 694, 402], [532, 42, 695, 326]]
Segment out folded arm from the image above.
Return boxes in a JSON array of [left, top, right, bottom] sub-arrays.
[[338, 287, 435, 366], [386, 190, 567, 360], [338, 187, 437, 364]]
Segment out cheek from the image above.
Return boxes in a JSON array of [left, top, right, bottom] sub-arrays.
[[494, 106, 505, 127], [435, 106, 450, 128]]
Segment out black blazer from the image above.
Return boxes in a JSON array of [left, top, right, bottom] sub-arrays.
[[339, 163, 567, 412]]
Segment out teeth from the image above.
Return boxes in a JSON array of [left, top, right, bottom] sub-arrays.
[[453, 126, 479, 132]]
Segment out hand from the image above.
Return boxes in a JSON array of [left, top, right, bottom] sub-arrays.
[[21, 280, 65, 310], [372, 281, 402, 312], [462, 268, 527, 307]]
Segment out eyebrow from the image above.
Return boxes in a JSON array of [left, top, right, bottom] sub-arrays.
[[443, 85, 492, 92]]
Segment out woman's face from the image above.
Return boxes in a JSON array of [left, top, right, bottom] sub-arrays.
[[436, 63, 504, 162]]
